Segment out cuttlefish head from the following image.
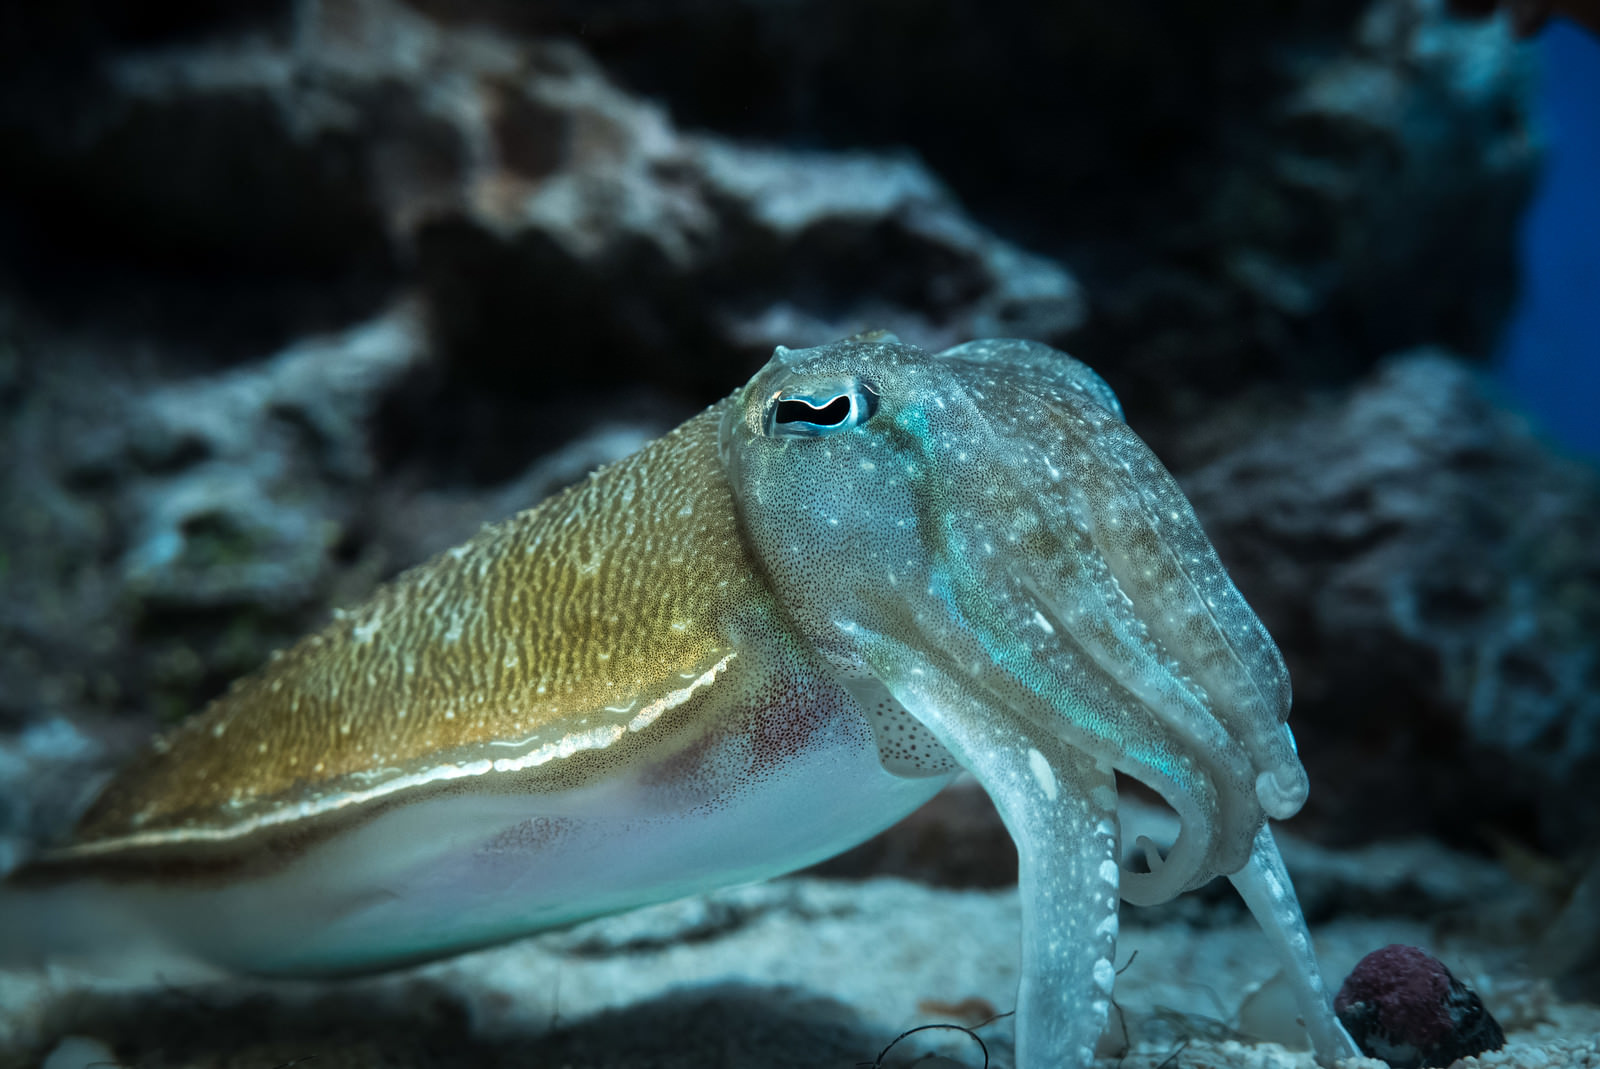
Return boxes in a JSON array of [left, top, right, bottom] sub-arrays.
[[720, 335, 1308, 904]]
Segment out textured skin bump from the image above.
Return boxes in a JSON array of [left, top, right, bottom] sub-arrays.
[[69, 405, 767, 848]]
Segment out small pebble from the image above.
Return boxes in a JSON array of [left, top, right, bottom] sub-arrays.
[[1335, 943, 1505, 1068]]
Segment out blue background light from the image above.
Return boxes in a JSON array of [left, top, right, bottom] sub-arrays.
[[1499, 19, 1600, 458]]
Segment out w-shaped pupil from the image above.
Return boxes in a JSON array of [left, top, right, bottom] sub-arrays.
[[776, 395, 851, 426]]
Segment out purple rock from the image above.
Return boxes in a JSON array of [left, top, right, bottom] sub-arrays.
[[1335, 944, 1505, 1068]]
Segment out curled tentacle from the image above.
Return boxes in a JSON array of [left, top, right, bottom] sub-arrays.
[[1116, 772, 1215, 907]]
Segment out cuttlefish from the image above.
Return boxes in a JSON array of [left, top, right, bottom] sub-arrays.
[[1, 335, 1358, 1068]]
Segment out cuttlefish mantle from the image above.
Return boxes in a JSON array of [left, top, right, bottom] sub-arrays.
[[0, 335, 1357, 1069]]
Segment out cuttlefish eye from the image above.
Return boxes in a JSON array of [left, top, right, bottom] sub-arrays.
[[763, 377, 879, 438]]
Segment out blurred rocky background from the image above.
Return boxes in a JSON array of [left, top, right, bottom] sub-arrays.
[[2, 0, 1599, 1039]]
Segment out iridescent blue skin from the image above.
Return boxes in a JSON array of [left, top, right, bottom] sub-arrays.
[[725, 336, 1358, 1067]]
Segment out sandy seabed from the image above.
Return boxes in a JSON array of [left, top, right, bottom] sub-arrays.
[[3, 855, 1596, 1069]]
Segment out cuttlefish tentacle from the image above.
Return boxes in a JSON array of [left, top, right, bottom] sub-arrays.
[[859, 637, 1120, 1069], [1231, 825, 1362, 1062]]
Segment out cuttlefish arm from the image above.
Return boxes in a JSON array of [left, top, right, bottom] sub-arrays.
[[1232, 824, 1359, 1062], [860, 644, 1123, 1069], [724, 336, 1357, 1067]]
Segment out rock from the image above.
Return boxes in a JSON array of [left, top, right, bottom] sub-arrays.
[[482, 0, 1536, 418], [408, 38, 1087, 409], [1, 0, 1086, 409], [0, 306, 426, 756], [0, 720, 117, 876], [40, 1035, 122, 1069], [116, 306, 428, 611], [1182, 352, 1600, 856], [4, 0, 1532, 458], [1335, 944, 1506, 1068]]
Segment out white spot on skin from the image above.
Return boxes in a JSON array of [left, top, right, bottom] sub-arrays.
[[1027, 748, 1058, 801], [1098, 859, 1120, 886], [1093, 958, 1116, 994]]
